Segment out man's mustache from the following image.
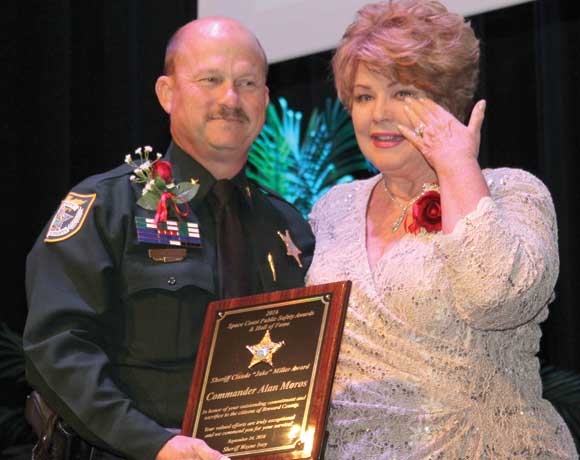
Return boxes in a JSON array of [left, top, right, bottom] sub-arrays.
[[207, 106, 249, 123]]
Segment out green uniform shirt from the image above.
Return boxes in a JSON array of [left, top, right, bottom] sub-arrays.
[[24, 143, 315, 460]]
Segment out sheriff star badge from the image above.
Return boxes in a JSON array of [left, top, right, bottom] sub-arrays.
[[277, 229, 303, 268], [246, 330, 285, 369]]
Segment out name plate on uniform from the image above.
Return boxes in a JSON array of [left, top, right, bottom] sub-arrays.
[[182, 281, 351, 460]]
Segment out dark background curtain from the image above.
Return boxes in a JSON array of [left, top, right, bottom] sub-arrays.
[[2, 0, 579, 446]]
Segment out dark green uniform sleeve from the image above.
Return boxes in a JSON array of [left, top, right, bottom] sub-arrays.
[[24, 175, 174, 460]]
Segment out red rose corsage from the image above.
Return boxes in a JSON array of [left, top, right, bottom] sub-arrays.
[[406, 183, 441, 234], [125, 146, 199, 224]]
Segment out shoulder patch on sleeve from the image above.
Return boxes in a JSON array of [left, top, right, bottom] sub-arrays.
[[44, 192, 97, 243]]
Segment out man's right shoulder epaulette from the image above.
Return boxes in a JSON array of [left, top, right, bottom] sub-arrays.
[[80, 163, 134, 188], [250, 181, 307, 219], [253, 182, 285, 200]]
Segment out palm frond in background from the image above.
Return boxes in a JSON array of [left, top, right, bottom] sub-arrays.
[[248, 97, 371, 217], [541, 364, 580, 451], [0, 407, 31, 451], [0, 323, 33, 454], [0, 323, 25, 383]]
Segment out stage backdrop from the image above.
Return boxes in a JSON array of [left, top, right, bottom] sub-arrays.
[[199, 0, 535, 63]]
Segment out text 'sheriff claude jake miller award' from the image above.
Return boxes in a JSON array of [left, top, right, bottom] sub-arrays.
[[182, 281, 351, 460]]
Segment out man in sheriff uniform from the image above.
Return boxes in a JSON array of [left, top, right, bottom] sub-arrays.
[[24, 17, 314, 460]]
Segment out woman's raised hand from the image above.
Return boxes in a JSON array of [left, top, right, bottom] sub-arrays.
[[398, 98, 486, 179]]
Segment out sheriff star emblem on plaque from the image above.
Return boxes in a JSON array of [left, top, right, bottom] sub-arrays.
[[246, 330, 285, 369]]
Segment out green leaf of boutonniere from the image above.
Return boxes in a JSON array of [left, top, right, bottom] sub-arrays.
[[154, 176, 167, 190], [175, 182, 200, 202], [137, 191, 162, 210]]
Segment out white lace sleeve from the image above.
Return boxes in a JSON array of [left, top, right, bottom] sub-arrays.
[[434, 168, 558, 330], [307, 201, 320, 237]]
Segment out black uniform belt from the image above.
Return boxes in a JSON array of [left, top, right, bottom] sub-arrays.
[[27, 391, 124, 460], [26, 391, 181, 460], [31, 420, 124, 460], [43, 422, 125, 460]]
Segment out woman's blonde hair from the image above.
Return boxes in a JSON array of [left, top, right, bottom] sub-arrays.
[[332, 0, 480, 121]]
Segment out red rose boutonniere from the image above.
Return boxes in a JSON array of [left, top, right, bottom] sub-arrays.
[[150, 160, 173, 183], [125, 146, 199, 224], [407, 183, 442, 234]]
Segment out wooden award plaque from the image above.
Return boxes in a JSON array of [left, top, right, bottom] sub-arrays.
[[182, 281, 351, 460]]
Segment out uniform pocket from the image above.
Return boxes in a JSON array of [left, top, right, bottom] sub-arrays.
[[121, 253, 214, 362], [124, 252, 213, 295]]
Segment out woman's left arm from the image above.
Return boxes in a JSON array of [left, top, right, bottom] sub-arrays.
[[400, 100, 558, 329], [399, 98, 489, 234], [433, 168, 559, 329]]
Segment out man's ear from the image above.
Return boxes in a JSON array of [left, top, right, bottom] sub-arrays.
[[264, 85, 270, 107], [155, 75, 173, 114]]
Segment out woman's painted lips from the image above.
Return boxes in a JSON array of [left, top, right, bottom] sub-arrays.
[[371, 132, 405, 148]]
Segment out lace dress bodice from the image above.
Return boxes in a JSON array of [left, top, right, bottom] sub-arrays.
[[306, 168, 577, 459]]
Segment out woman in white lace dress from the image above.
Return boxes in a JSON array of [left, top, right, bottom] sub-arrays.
[[306, 1, 578, 458]]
